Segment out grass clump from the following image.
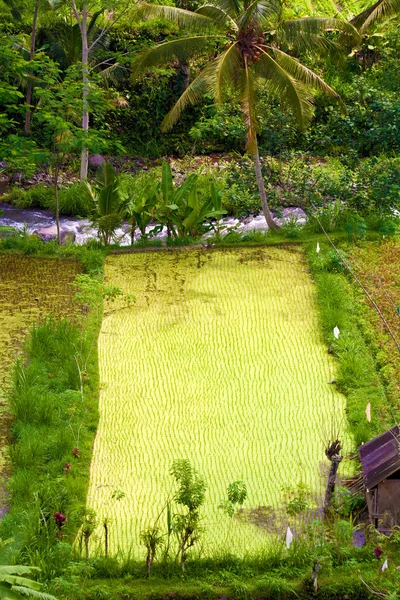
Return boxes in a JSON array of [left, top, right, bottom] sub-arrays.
[[9, 183, 91, 216]]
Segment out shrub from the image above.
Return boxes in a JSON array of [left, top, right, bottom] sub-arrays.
[[58, 183, 91, 216]]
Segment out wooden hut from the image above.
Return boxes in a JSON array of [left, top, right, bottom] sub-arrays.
[[359, 425, 400, 529]]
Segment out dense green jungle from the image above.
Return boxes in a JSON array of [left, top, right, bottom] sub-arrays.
[[0, 0, 400, 597]]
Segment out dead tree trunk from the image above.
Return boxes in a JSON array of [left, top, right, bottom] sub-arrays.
[[323, 439, 343, 518]]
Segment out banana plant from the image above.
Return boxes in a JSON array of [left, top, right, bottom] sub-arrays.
[[86, 162, 125, 245], [122, 184, 161, 244], [154, 162, 226, 239], [0, 565, 57, 600]]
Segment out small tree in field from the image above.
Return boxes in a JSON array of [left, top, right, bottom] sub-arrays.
[[139, 525, 164, 578], [170, 459, 206, 574], [35, 64, 110, 242]]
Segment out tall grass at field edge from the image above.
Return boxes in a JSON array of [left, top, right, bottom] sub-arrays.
[[0, 274, 103, 577], [305, 241, 388, 445]]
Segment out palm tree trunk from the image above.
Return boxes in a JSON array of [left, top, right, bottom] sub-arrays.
[[253, 149, 279, 230], [80, 5, 89, 181], [54, 161, 61, 245], [241, 57, 279, 231], [24, 0, 40, 135]]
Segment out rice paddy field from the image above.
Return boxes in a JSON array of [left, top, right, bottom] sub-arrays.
[[0, 255, 82, 489], [88, 246, 350, 556]]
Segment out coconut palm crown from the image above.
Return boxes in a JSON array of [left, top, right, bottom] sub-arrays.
[[132, 0, 359, 228]]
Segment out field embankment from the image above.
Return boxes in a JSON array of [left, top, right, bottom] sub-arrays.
[[0, 255, 82, 507], [88, 246, 350, 556], [349, 240, 400, 424]]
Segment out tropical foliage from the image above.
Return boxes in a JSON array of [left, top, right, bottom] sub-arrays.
[[86, 162, 125, 245], [0, 564, 56, 600], [131, 0, 361, 228]]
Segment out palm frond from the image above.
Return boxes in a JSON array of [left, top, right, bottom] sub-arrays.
[[215, 0, 242, 19], [46, 23, 82, 70], [134, 3, 213, 32], [238, 0, 278, 30], [87, 10, 104, 36], [254, 49, 314, 128], [279, 17, 361, 46], [161, 59, 219, 131], [268, 46, 346, 114], [99, 62, 128, 84], [351, 0, 400, 32], [214, 42, 242, 102], [195, 4, 238, 29], [131, 36, 220, 80]]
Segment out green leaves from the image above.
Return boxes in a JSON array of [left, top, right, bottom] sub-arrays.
[[153, 162, 226, 238], [86, 162, 125, 244], [161, 161, 174, 206], [171, 459, 206, 511], [352, 0, 400, 33], [134, 3, 213, 32], [131, 37, 221, 81], [219, 481, 247, 517], [0, 566, 56, 600]]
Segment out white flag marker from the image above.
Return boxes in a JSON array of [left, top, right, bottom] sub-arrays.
[[316, 242, 320, 254], [286, 526, 293, 549], [333, 326, 340, 339], [382, 559, 388, 571], [366, 402, 371, 422]]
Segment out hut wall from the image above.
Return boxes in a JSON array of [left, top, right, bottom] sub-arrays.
[[376, 480, 400, 528]]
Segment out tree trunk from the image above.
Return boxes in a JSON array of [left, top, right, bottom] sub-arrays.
[[24, 0, 40, 135], [131, 219, 135, 245], [146, 552, 151, 578], [323, 439, 343, 518], [84, 533, 90, 560], [54, 162, 61, 245], [253, 151, 279, 230], [181, 545, 185, 574], [80, 5, 89, 181], [177, 61, 190, 91], [104, 521, 108, 558]]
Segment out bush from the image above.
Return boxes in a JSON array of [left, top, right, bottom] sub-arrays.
[[58, 183, 91, 216], [11, 184, 54, 210]]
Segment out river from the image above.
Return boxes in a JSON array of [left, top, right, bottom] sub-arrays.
[[0, 202, 307, 244]]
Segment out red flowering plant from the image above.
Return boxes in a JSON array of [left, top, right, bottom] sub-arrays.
[[53, 512, 68, 540]]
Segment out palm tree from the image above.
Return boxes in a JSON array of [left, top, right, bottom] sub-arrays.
[[351, 0, 400, 33], [132, 0, 359, 229]]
